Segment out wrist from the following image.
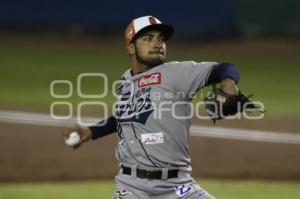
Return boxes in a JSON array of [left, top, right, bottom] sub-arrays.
[[220, 78, 238, 95], [79, 126, 92, 142]]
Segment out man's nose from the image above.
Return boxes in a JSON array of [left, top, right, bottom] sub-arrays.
[[153, 39, 163, 49]]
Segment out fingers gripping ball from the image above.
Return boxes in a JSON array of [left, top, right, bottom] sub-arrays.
[[64, 132, 81, 146]]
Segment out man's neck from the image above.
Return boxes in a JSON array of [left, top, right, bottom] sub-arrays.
[[131, 62, 148, 74]]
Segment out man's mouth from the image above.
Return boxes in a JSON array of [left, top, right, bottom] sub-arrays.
[[149, 51, 164, 55]]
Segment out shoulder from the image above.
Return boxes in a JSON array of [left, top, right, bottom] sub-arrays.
[[163, 61, 217, 67], [163, 61, 194, 67], [119, 69, 132, 80], [162, 61, 218, 70]]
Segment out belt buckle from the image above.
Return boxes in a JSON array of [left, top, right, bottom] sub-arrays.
[[146, 170, 153, 179], [149, 170, 162, 179]]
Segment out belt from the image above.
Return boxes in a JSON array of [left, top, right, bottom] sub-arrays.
[[122, 165, 179, 180]]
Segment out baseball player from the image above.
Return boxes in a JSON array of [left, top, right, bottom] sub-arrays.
[[64, 16, 246, 199]]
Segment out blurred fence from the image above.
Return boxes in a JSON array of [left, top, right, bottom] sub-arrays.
[[0, 0, 298, 38], [236, 0, 300, 38]]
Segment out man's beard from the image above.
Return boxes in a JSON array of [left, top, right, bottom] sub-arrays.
[[135, 48, 165, 68]]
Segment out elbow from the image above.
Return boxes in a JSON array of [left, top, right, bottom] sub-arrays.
[[206, 62, 240, 85]]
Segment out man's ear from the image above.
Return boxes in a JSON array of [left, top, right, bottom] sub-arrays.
[[126, 43, 135, 56]]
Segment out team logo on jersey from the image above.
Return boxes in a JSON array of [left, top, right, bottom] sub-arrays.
[[138, 72, 161, 87], [175, 184, 193, 197], [113, 188, 131, 199]]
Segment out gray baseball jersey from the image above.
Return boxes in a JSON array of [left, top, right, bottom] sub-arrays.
[[114, 61, 216, 172]]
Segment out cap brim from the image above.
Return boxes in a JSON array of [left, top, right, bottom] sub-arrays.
[[132, 24, 174, 43]]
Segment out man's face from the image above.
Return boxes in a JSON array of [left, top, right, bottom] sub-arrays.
[[133, 30, 167, 67]]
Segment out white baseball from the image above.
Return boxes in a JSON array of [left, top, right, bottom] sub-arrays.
[[65, 132, 81, 146]]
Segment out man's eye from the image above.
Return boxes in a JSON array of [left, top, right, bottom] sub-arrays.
[[159, 37, 165, 42], [144, 37, 151, 41]]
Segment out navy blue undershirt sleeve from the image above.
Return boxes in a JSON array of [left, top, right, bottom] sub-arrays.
[[89, 116, 117, 140], [206, 63, 240, 85]]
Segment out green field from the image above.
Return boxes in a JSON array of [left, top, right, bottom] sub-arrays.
[[1, 37, 300, 198], [1, 179, 300, 199], [0, 37, 300, 117]]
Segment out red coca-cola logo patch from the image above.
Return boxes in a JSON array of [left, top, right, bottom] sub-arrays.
[[138, 72, 161, 87]]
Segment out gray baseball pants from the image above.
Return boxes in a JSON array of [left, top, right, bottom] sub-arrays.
[[113, 167, 216, 199]]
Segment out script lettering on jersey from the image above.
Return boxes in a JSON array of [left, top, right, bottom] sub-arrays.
[[138, 72, 161, 87], [116, 87, 154, 125], [135, 87, 151, 98]]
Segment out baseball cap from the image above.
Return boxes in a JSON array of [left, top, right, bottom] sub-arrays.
[[124, 16, 174, 45]]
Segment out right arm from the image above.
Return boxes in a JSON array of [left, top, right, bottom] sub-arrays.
[[63, 115, 118, 149], [89, 115, 118, 140]]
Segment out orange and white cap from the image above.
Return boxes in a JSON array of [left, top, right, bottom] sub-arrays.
[[124, 16, 174, 45]]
